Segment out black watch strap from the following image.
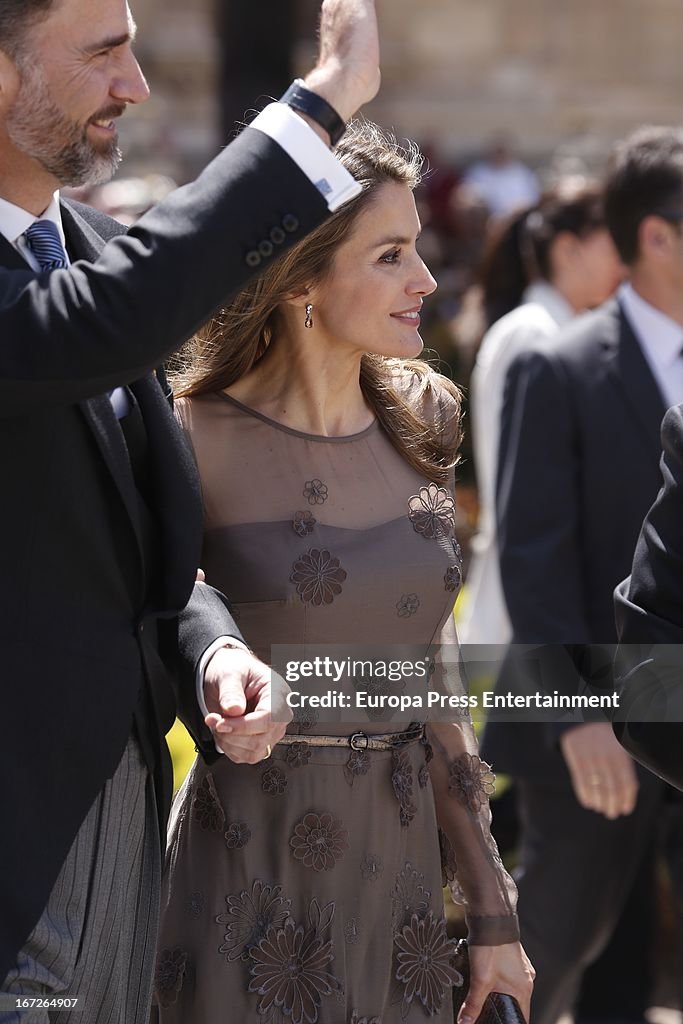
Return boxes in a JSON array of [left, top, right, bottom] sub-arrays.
[[279, 79, 346, 146]]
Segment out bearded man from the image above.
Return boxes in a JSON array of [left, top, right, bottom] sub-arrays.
[[0, 1, 380, 1020]]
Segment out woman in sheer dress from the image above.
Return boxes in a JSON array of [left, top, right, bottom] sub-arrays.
[[153, 121, 534, 1024]]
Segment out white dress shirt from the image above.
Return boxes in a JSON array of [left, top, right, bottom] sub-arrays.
[[619, 282, 683, 411], [458, 282, 574, 650], [0, 191, 68, 269], [252, 103, 361, 211]]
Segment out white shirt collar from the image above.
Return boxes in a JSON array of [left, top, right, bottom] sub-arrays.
[[522, 280, 575, 328], [0, 191, 66, 250], [619, 281, 683, 369]]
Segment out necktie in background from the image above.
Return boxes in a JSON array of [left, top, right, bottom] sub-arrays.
[[24, 220, 68, 270]]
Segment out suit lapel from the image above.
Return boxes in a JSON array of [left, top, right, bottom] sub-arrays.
[[601, 301, 667, 453], [130, 377, 203, 611], [0, 231, 32, 271], [61, 200, 147, 567], [60, 201, 110, 262], [82, 393, 147, 567]]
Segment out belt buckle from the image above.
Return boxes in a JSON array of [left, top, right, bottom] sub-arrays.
[[349, 732, 369, 751]]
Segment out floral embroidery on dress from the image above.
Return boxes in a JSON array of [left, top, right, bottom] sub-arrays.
[[394, 911, 462, 1018], [391, 750, 417, 828], [418, 763, 430, 789], [261, 767, 288, 795], [344, 748, 370, 786], [290, 812, 349, 871], [448, 753, 496, 812], [285, 742, 312, 768], [293, 705, 319, 732], [360, 854, 384, 881], [217, 880, 291, 963], [290, 549, 347, 606], [438, 829, 458, 889], [350, 1013, 381, 1024], [345, 918, 361, 945], [303, 479, 329, 505], [391, 862, 432, 931], [188, 891, 205, 918], [225, 822, 251, 849], [293, 510, 316, 537], [396, 593, 420, 618], [258, 1007, 288, 1024], [248, 899, 339, 1024], [407, 483, 456, 539], [444, 565, 462, 592], [192, 773, 225, 832], [155, 947, 188, 1007]]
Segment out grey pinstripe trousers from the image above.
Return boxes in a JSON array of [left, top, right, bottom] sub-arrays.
[[1, 735, 160, 1024]]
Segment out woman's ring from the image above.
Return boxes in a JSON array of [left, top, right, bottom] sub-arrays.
[[264, 744, 272, 760]]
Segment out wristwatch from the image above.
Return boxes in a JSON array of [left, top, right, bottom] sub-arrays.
[[279, 79, 346, 146]]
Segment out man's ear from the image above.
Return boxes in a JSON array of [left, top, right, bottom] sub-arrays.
[[0, 48, 20, 115], [639, 216, 675, 263]]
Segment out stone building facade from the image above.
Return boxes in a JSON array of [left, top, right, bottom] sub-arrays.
[[121, 0, 683, 181]]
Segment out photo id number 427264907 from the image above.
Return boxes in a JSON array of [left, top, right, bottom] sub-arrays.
[[0, 995, 82, 1011]]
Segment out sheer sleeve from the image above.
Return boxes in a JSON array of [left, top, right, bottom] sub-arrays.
[[426, 439, 520, 952], [426, 612, 519, 945], [407, 372, 518, 944]]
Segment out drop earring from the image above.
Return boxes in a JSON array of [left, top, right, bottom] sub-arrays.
[[305, 303, 314, 329]]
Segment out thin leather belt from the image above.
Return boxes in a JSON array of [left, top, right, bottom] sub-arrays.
[[276, 724, 425, 752]]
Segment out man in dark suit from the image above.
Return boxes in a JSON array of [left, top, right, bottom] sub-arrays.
[[483, 126, 683, 1024], [614, 402, 683, 1008], [615, 402, 683, 791], [0, 0, 380, 1019]]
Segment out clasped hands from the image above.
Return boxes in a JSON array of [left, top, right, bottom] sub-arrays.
[[202, 645, 292, 763]]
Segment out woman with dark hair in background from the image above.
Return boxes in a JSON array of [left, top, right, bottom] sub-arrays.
[[458, 185, 623, 652], [152, 121, 533, 1023]]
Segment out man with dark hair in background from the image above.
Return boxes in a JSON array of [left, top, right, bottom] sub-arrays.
[[0, 0, 379, 1020], [484, 126, 683, 1024]]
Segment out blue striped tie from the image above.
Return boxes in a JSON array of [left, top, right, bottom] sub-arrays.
[[24, 219, 68, 271]]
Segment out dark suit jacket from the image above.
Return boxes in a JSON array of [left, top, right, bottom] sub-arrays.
[[482, 298, 668, 777], [614, 403, 683, 791], [0, 125, 329, 984]]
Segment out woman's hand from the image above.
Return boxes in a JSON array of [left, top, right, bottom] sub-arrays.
[[458, 942, 535, 1024]]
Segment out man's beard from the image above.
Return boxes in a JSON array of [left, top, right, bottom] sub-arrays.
[[6, 59, 124, 187]]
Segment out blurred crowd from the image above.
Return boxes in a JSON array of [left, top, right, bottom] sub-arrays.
[[71, 123, 683, 1024]]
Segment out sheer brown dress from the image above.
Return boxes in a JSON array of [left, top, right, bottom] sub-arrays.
[[153, 373, 519, 1024]]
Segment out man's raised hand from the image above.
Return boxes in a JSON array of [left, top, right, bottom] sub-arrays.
[[305, 0, 381, 125]]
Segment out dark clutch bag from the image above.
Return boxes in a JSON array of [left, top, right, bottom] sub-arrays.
[[452, 940, 527, 1024]]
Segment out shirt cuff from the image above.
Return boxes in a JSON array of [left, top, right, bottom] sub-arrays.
[[196, 635, 251, 755], [250, 103, 362, 212]]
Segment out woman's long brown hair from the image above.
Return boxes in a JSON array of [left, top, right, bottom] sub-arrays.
[[171, 120, 462, 483]]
